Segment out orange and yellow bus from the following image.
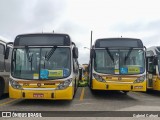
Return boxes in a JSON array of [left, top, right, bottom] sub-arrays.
[[146, 46, 160, 91], [9, 33, 79, 100], [89, 38, 146, 94]]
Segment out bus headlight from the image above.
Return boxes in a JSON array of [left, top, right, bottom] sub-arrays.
[[56, 79, 72, 90], [93, 73, 106, 82], [10, 79, 23, 90], [134, 75, 146, 83]]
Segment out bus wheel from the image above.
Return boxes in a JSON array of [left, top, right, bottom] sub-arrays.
[[0, 79, 4, 97], [122, 91, 129, 95]]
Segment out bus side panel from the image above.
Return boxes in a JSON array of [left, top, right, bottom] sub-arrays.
[[55, 86, 73, 100]]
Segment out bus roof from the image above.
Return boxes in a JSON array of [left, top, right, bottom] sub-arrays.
[[147, 46, 160, 56], [14, 33, 72, 46], [94, 38, 144, 48], [0, 36, 10, 44]]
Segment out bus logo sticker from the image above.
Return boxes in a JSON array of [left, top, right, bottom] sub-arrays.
[[23, 83, 29, 86], [40, 69, 49, 79], [37, 83, 41, 87]]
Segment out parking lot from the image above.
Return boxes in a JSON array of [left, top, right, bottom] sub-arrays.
[[1, 87, 160, 113]]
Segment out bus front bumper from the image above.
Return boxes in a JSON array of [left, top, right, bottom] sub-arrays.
[[9, 86, 74, 100], [92, 79, 146, 91]]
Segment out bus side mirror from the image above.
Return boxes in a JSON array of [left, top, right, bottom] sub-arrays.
[[90, 49, 95, 59], [4, 47, 10, 59], [148, 62, 153, 73], [153, 56, 158, 65], [5, 42, 13, 59], [73, 47, 78, 58]]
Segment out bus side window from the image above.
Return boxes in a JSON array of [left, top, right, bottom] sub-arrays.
[[0, 44, 5, 72]]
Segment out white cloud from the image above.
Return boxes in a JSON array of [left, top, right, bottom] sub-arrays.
[[1, 0, 160, 64]]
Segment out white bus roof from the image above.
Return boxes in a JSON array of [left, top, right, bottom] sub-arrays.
[[0, 36, 10, 43], [94, 38, 144, 48]]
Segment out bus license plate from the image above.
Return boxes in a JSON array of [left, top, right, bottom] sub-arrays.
[[33, 93, 44, 98]]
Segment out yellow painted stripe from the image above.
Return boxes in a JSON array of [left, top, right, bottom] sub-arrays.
[[79, 88, 85, 101], [0, 99, 19, 106]]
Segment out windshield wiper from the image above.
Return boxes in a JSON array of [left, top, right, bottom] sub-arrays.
[[45, 46, 57, 61], [25, 46, 33, 70], [124, 48, 133, 63], [25, 46, 33, 62], [105, 48, 114, 62]]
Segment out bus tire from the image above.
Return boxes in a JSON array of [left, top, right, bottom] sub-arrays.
[[0, 78, 5, 98]]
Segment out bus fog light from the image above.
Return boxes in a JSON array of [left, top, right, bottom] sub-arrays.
[[93, 73, 106, 82], [9, 79, 23, 90], [56, 79, 72, 90], [134, 75, 145, 83]]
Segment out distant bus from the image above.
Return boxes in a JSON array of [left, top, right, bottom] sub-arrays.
[[89, 38, 146, 93], [82, 64, 89, 81], [79, 64, 88, 81], [0, 37, 12, 97], [9, 33, 79, 100], [146, 46, 160, 91]]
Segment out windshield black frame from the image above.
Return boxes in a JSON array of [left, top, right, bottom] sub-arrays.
[[11, 47, 71, 80], [94, 48, 145, 75]]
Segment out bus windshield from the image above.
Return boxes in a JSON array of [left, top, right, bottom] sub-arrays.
[[11, 47, 71, 80], [94, 49, 145, 75]]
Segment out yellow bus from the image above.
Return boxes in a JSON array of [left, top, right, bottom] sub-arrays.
[[88, 38, 146, 94], [9, 33, 79, 100], [146, 46, 160, 91], [0, 37, 12, 97]]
